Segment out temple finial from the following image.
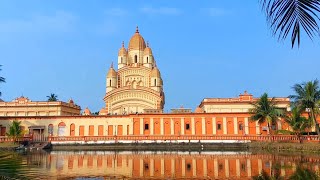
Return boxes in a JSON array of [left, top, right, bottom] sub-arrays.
[[136, 26, 139, 33], [122, 41, 124, 47], [111, 62, 113, 68], [147, 41, 149, 47]]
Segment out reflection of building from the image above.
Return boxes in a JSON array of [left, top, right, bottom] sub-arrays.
[[0, 27, 294, 140], [102, 27, 165, 115], [25, 151, 320, 179]]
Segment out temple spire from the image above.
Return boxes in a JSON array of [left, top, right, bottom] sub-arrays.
[[136, 26, 139, 33], [122, 41, 124, 47], [110, 62, 113, 68]]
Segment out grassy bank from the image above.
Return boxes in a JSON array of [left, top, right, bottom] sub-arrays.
[[249, 141, 320, 153]]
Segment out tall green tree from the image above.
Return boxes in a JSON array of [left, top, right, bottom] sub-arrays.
[[284, 107, 309, 142], [289, 165, 319, 180], [47, 93, 58, 101], [289, 80, 320, 137], [261, 0, 320, 48], [0, 65, 5, 97], [249, 93, 283, 135], [6, 121, 22, 143]]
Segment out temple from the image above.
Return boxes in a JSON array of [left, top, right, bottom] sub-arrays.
[[0, 27, 306, 143]]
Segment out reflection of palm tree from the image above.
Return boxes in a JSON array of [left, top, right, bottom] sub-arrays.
[[47, 93, 58, 101], [289, 165, 319, 180], [249, 93, 283, 135], [0, 152, 23, 179], [261, 1, 320, 48]]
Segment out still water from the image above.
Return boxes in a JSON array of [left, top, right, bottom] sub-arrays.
[[1, 150, 320, 179]]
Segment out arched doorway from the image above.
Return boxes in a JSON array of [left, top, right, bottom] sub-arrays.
[[48, 124, 53, 136], [58, 122, 66, 136]]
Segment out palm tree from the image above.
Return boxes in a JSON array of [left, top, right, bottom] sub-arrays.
[[0, 65, 5, 97], [289, 165, 319, 180], [249, 93, 283, 135], [284, 107, 308, 143], [261, 0, 320, 48], [47, 93, 58, 101], [289, 80, 320, 138], [6, 121, 22, 144]]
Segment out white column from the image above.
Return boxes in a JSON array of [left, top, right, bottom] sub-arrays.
[[170, 118, 174, 135], [192, 159, 196, 177], [140, 159, 143, 177], [277, 119, 282, 130], [236, 159, 240, 177], [212, 117, 216, 134], [114, 125, 117, 135], [258, 159, 262, 174], [160, 118, 164, 135], [161, 158, 164, 176], [256, 121, 260, 134], [214, 159, 218, 178], [191, 117, 195, 135], [182, 158, 185, 177], [203, 159, 207, 177], [223, 117, 227, 134], [281, 161, 285, 176], [244, 117, 249, 135], [247, 159, 251, 177], [202, 117, 206, 135], [140, 118, 144, 135], [181, 118, 185, 135], [234, 117, 238, 135], [171, 159, 175, 176], [150, 158, 154, 177], [225, 159, 229, 178], [150, 118, 154, 135]]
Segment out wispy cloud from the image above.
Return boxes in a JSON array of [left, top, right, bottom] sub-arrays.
[[206, 8, 231, 17], [105, 8, 128, 16], [140, 7, 182, 15], [0, 11, 76, 33]]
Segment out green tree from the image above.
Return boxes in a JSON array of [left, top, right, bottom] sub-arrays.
[[249, 93, 283, 135], [289, 80, 320, 137], [289, 165, 319, 180], [6, 121, 22, 143], [284, 107, 309, 143], [261, 0, 320, 48], [0, 65, 5, 97], [47, 93, 58, 101]]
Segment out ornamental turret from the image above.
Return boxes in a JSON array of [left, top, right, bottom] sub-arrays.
[[143, 42, 154, 68], [118, 41, 127, 69], [150, 65, 162, 92], [106, 63, 117, 93]]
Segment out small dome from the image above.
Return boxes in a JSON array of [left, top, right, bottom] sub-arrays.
[[107, 63, 117, 77], [118, 41, 127, 56], [99, 108, 107, 115], [150, 66, 161, 77], [83, 107, 91, 115], [128, 27, 146, 51], [144, 42, 153, 56]]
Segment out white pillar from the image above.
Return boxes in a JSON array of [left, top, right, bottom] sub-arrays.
[[236, 159, 240, 177], [140, 118, 144, 135], [225, 159, 229, 178], [256, 121, 260, 135], [170, 118, 174, 135], [214, 159, 218, 178], [223, 117, 227, 134], [181, 118, 185, 135], [234, 117, 238, 135], [202, 117, 206, 135], [203, 159, 207, 177], [182, 158, 185, 177], [212, 117, 216, 134], [150, 118, 154, 135], [258, 159, 262, 174], [247, 159, 251, 177], [191, 117, 195, 135], [150, 158, 154, 177], [244, 117, 249, 135], [140, 159, 143, 177], [192, 159, 196, 177], [161, 158, 164, 176], [160, 118, 164, 135], [171, 159, 175, 176]]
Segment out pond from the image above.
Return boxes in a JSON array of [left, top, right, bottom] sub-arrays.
[[0, 150, 320, 179]]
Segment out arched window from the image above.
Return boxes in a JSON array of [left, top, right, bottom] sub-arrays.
[[109, 79, 112, 86], [58, 122, 66, 136], [154, 79, 156, 86], [48, 124, 53, 136], [70, 123, 75, 136], [134, 55, 137, 63], [146, 57, 149, 63]]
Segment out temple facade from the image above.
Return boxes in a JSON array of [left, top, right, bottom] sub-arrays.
[[102, 27, 165, 115]]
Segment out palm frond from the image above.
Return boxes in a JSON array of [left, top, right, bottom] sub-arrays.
[[261, 0, 320, 48]]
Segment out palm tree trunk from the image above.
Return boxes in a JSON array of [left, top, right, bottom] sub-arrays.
[[267, 123, 273, 142], [311, 109, 320, 139]]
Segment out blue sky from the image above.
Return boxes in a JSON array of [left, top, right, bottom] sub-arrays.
[[0, 1, 319, 113]]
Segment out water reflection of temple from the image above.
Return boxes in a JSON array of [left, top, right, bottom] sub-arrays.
[[26, 151, 320, 179]]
